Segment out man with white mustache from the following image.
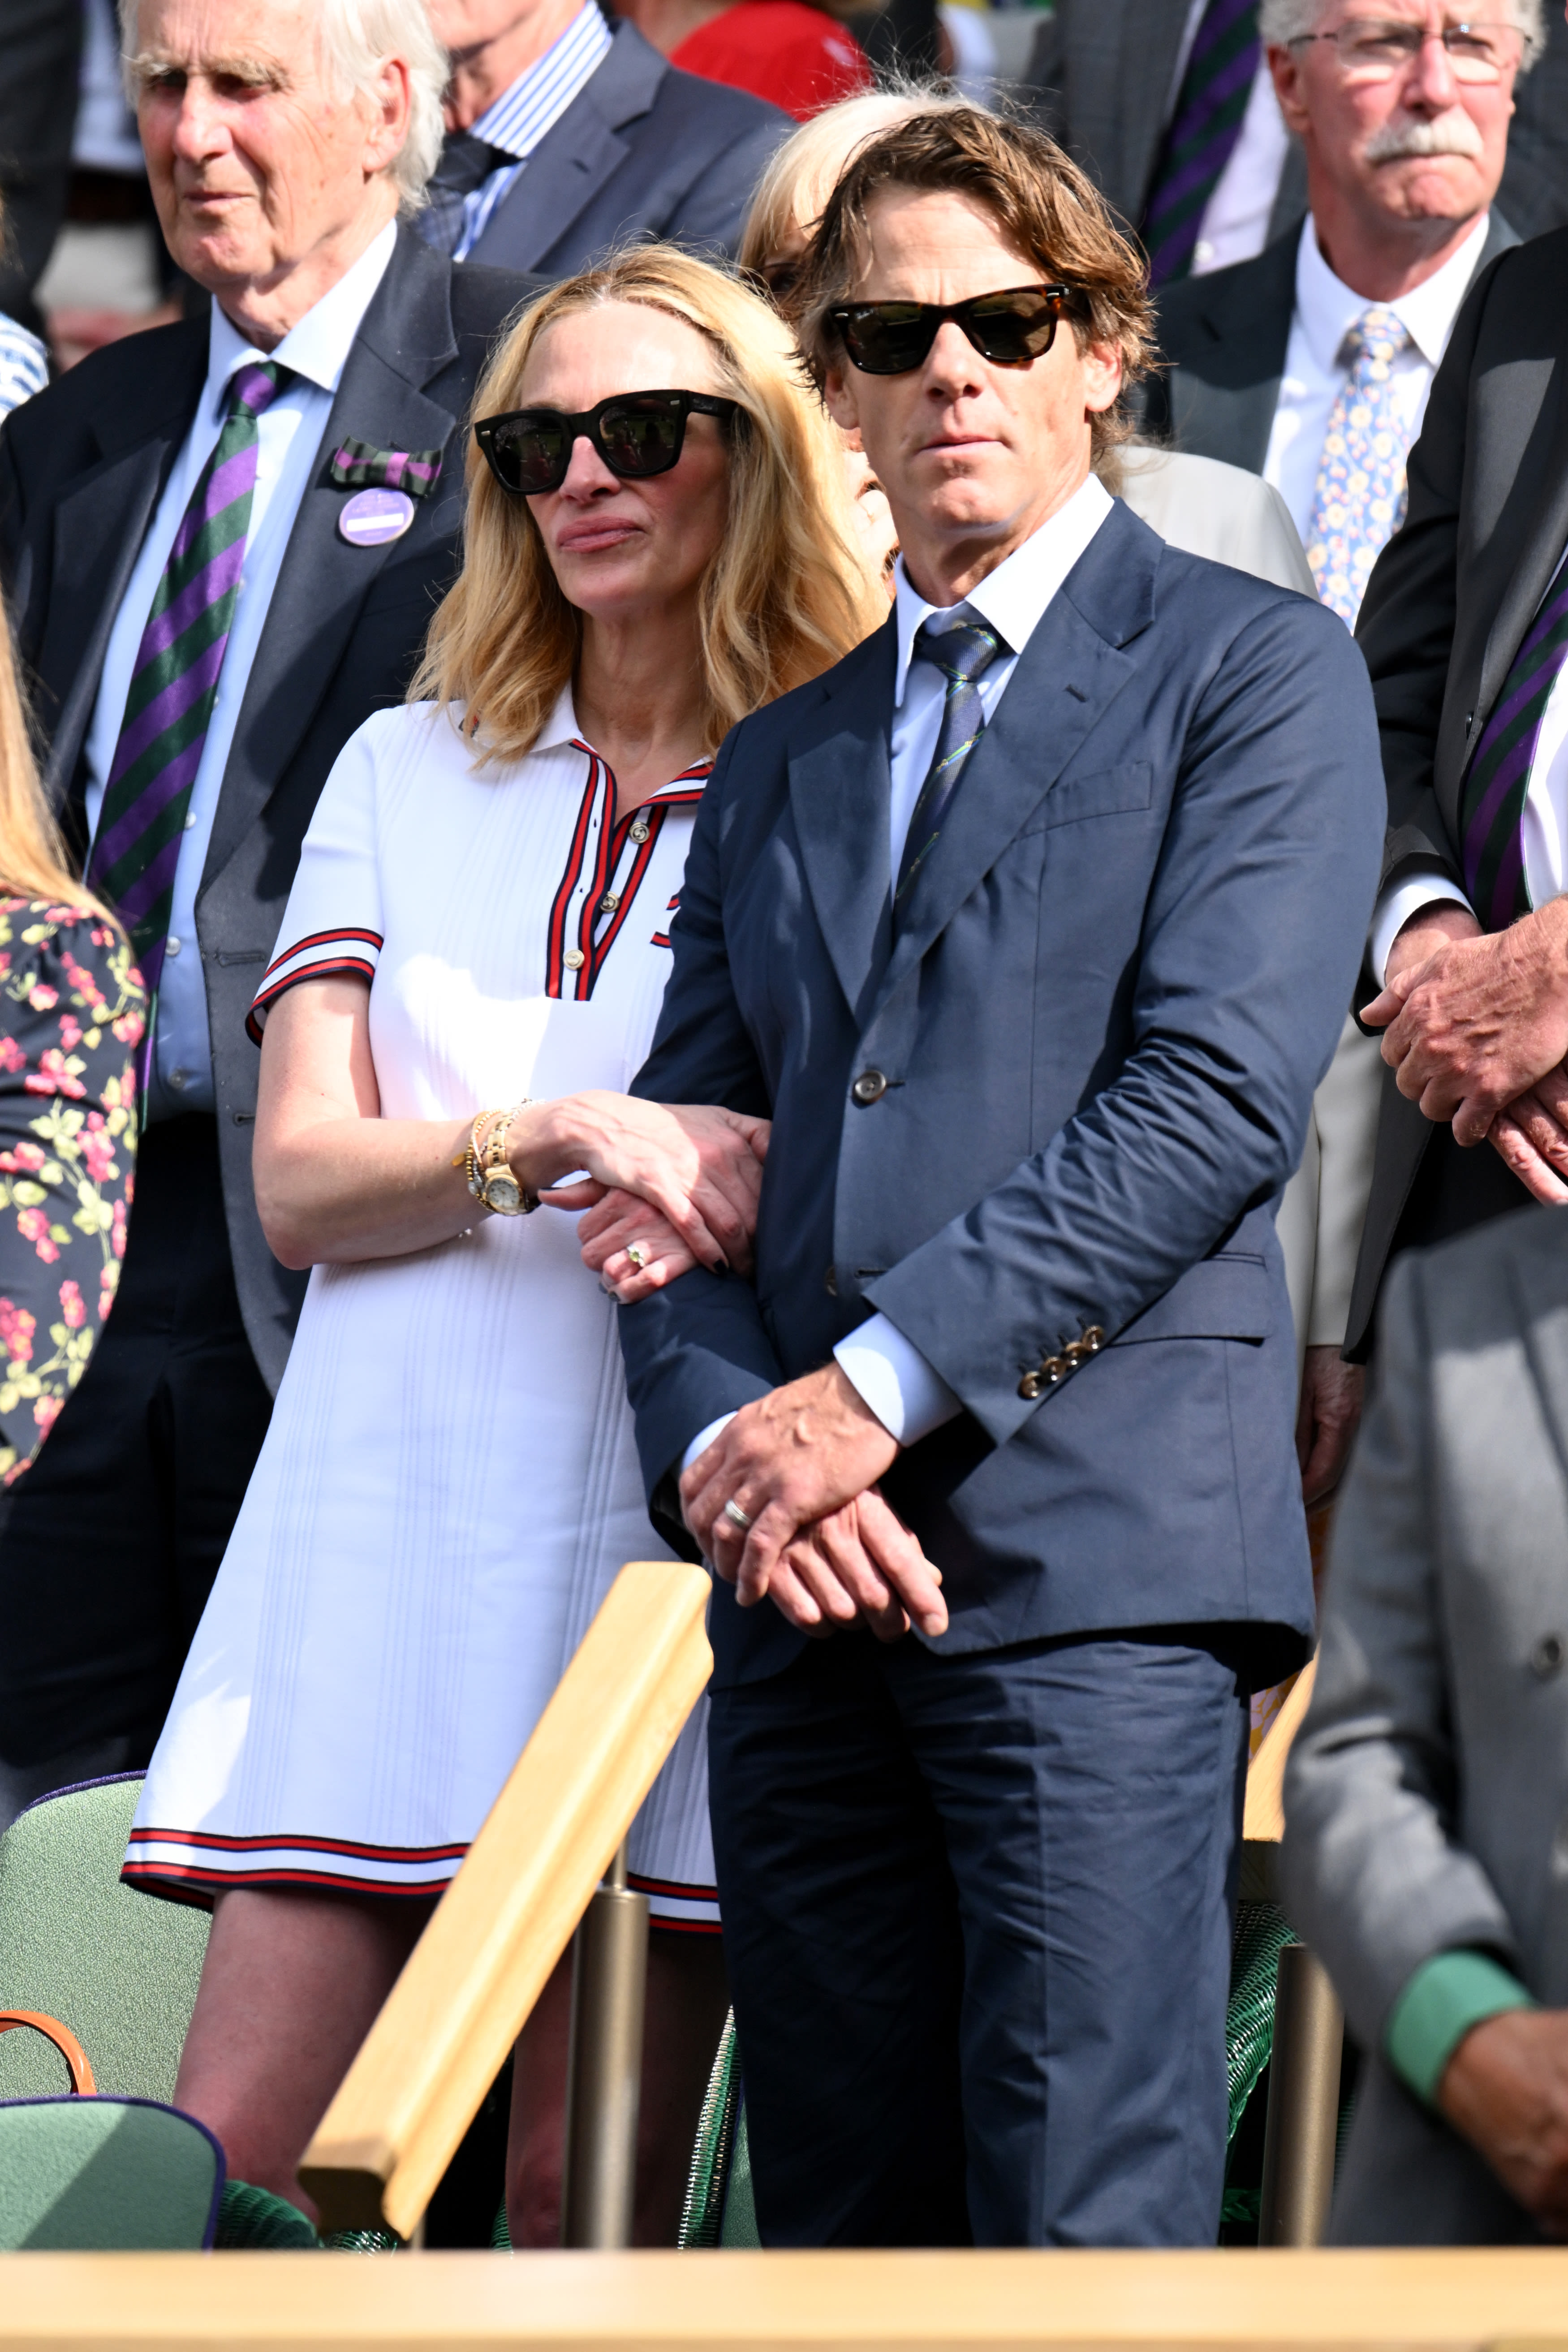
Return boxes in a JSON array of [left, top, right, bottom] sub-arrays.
[[1144, 0, 1530, 608], [1140, 0, 1530, 1510]]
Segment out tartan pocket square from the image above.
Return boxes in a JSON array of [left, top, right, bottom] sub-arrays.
[[330, 437, 444, 498]]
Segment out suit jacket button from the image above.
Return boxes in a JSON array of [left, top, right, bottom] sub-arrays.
[[1018, 1370, 1042, 1400], [1532, 1633, 1566, 1679], [852, 1069, 888, 1106], [824, 1265, 838, 1297]]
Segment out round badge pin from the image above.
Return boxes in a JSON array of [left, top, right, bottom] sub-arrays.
[[338, 487, 415, 548]]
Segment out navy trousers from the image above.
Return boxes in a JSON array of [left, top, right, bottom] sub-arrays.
[[707, 1625, 1249, 2248]]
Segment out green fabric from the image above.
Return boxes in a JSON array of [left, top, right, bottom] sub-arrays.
[[215, 2180, 320, 2249], [1225, 1900, 1294, 2143], [0, 1777, 208, 2101], [678, 2009, 740, 2249], [0, 2099, 217, 2249], [1386, 1948, 1534, 2106], [720, 2100, 760, 2249]]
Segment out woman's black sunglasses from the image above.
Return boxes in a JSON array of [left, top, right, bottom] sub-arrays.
[[829, 284, 1074, 375], [473, 390, 739, 496]]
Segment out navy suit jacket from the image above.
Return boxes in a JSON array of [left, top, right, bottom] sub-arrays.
[[465, 22, 788, 275], [620, 501, 1384, 1691]]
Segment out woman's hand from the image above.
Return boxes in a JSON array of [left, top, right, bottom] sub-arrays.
[[578, 1189, 699, 1301], [520, 1095, 768, 1276]]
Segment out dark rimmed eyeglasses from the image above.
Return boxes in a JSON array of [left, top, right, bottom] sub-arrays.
[[828, 284, 1075, 376], [1287, 17, 1526, 82], [473, 390, 740, 497]]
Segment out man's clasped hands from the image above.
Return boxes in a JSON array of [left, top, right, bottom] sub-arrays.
[[1366, 896, 1568, 1202], [559, 1099, 948, 1645]]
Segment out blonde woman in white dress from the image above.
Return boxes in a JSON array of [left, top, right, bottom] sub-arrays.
[[128, 247, 882, 2242]]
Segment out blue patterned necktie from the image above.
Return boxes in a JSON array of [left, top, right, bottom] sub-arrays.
[[1305, 306, 1414, 626], [896, 618, 1009, 913]]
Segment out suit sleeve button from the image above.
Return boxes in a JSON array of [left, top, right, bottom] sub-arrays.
[[1042, 1356, 1068, 1383], [851, 1069, 889, 1106], [1063, 1341, 1088, 1369], [1018, 1370, 1043, 1400], [1083, 1326, 1106, 1352], [1532, 1633, 1566, 1679]]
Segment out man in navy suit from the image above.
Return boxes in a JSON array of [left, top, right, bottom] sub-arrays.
[[418, 0, 788, 276], [618, 108, 1384, 2247]]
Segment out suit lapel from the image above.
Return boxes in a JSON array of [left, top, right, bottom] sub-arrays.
[[1119, 0, 1190, 217], [465, 22, 662, 275], [201, 231, 460, 892], [32, 324, 207, 822], [871, 505, 1155, 1019], [1469, 384, 1568, 747], [1172, 230, 1298, 473], [787, 618, 897, 1023]]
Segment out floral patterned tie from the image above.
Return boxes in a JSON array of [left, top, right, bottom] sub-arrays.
[[1305, 306, 1414, 627]]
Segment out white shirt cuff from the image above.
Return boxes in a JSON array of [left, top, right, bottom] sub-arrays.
[[680, 1413, 737, 1477], [832, 1313, 961, 1447], [1370, 867, 1474, 988]]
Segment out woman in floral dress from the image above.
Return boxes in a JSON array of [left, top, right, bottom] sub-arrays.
[[0, 592, 144, 1821]]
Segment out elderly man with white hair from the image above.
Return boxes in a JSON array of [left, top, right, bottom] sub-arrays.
[[0, 0, 536, 1814]]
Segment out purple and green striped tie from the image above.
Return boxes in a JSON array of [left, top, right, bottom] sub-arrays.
[[88, 358, 291, 1012], [1143, 0, 1262, 288], [1458, 563, 1568, 933]]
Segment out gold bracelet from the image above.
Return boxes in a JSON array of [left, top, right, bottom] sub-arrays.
[[452, 1109, 505, 1204], [477, 1098, 538, 1218]]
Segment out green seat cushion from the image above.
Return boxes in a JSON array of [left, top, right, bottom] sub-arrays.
[[0, 1776, 207, 2101], [0, 2097, 221, 2249]]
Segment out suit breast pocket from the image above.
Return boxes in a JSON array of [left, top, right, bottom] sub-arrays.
[[1024, 761, 1154, 833]]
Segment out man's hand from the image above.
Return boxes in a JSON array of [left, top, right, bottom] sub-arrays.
[[680, 1364, 947, 1637], [1488, 1063, 1568, 1205], [765, 1490, 944, 1642], [1295, 1345, 1365, 1508], [1438, 2007, 1568, 2237], [1363, 900, 1568, 1143]]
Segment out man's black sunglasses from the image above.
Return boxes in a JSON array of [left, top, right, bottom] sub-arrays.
[[829, 284, 1075, 375], [473, 390, 739, 496]]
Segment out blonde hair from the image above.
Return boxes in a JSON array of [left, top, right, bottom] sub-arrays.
[[0, 622, 113, 919], [414, 246, 885, 764], [740, 85, 973, 287]]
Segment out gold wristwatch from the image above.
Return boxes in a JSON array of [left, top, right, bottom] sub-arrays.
[[477, 1100, 537, 1217]]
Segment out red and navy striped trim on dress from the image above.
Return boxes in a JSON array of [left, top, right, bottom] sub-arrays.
[[544, 748, 709, 1001], [122, 1823, 720, 1928], [246, 926, 384, 1042]]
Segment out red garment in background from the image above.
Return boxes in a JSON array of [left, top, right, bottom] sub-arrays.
[[671, 0, 872, 121]]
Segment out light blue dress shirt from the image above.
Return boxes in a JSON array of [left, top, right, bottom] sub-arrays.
[[83, 222, 397, 1123], [683, 473, 1115, 1472], [448, 1, 613, 261]]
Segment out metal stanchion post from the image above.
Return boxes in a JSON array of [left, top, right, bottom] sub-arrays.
[[1258, 1940, 1344, 2247], [560, 1839, 649, 2249]]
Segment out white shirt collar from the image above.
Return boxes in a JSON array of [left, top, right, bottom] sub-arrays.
[[535, 684, 583, 752], [206, 218, 399, 409], [1293, 209, 1491, 376], [892, 472, 1113, 707]]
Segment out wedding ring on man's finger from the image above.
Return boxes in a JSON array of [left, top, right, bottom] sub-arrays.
[[626, 1243, 649, 1271], [723, 1498, 753, 1534]]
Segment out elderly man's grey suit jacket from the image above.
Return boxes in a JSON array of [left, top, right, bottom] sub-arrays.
[[1282, 1205, 1568, 2244]]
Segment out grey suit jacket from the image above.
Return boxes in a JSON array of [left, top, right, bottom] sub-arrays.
[[1139, 211, 1520, 469], [1281, 1204, 1568, 2243], [465, 21, 788, 276], [1025, 0, 1306, 237]]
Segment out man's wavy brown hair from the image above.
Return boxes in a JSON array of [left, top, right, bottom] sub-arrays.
[[795, 106, 1155, 461]]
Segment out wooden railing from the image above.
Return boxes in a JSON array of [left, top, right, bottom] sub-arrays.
[[298, 1559, 712, 2239]]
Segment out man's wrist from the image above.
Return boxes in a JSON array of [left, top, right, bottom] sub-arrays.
[[1386, 1948, 1534, 2106], [832, 1314, 961, 1447]]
